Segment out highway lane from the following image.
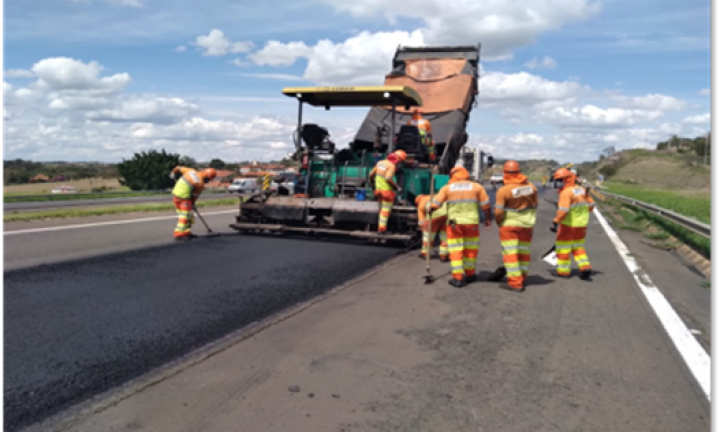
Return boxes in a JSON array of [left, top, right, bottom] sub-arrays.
[[3, 193, 233, 212], [2, 185, 503, 431], [4, 215, 399, 431]]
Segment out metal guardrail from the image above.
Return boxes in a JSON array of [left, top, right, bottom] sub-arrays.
[[593, 189, 711, 238]]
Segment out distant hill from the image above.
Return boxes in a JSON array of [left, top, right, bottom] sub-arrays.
[[581, 149, 710, 190]]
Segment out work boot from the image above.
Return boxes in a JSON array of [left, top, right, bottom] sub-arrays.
[[188, 234, 199, 239], [175, 236, 191, 242], [499, 282, 525, 293], [487, 266, 507, 282], [418, 253, 427, 259], [448, 278, 467, 289], [580, 270, 593, 281], [465, 274, 478, 283], [439, 255, 449, 262], [551, 271, 570, 278]]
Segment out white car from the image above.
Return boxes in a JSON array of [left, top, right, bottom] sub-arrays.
[[490, 173, 503, 185], [228, 178, 259, 194]]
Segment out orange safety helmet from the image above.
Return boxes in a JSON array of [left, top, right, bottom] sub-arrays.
[[554, 167, 572, 180], [393, 149, 407, 162], [503, 160, 521, 173], [411, 109, 423, 120], [450, 166, 468, 177], [202, 168, 217, 181]]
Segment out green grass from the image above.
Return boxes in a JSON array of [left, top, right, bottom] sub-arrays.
[[4, 198, 240, 222], [604, 183, 710, 224], [4, 191, 166, 203]]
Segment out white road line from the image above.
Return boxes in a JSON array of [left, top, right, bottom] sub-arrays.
[[594, 208, 711, 401], [4, 210, 238, 235]]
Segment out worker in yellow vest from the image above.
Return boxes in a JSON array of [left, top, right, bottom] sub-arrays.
[[416, 194, 449, 261], [369, 150, 407, 233], [407, 109, 436, 162], [553, 168, 595, 280], [170, 166, 217, 240]]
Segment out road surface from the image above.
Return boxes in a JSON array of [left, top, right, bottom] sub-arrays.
[[4, 209, 399, 431], [3, 193, 232, 212], [5, 186, 710, 432]]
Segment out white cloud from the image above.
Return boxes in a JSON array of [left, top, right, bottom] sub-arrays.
[[87, 97, 201, 124], [174, 45, 187, 53], [699, 88, 710, 96], [321, 0, 600, 60], [30, 57, 131, 94], [240, 73, 307, 81], [248, 41, 314, 67], [194, 29, 254, 57], [682, 113, 710, 124], [609, 93, 689, 111], [61, 0, 143, 7], [5, 69, 35, 78], [246, 0, 599, 85], [525, 56, 558, 70], [231, 59, 251, 67], [537, 105, 664, 128], [479, 71, 589, 105]]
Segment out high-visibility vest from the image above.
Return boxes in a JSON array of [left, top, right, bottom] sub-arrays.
[[495, 182, 539, 228], [417, 195, 447, 221], [371, 159, 396, 191], [557, 186, 595, 227], [432, 180, 491, 225], [172, 167, 204, 200]]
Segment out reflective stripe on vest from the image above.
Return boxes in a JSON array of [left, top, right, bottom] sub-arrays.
[[374, 160, 394, 191]]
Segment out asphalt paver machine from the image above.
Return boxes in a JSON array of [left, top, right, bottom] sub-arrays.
[[230, 44, 482, 245]]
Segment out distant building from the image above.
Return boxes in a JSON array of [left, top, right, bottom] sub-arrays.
[[29, 174, 50, 183]]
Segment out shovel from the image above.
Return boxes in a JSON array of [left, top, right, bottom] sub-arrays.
[[423, 169, 436, 284], [193, 205, 221, 237]]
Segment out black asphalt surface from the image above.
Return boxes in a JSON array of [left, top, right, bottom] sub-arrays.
[[3, 193, 231, 212], [4, 231, 398, 431], [3, 183, 504, 432]]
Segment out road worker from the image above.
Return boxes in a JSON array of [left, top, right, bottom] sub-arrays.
[[369, 150, 407, 233], [407, 109, 436, 162], [430, 166, 492, 288], [552, 167, 595, 280], [169, 166, 217, 241], [416, 194, 449, 262], [494, 161, 539, 292]]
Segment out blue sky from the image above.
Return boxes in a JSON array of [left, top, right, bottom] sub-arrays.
[[3, 0, 711, 163]]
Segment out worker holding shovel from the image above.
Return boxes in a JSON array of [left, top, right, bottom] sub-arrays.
[[416, 194, 449, 262], [169, 166, 217, 241]]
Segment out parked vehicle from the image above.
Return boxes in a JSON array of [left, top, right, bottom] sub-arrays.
[[490, 173, 503, 187], [228, 178, 259, 194]]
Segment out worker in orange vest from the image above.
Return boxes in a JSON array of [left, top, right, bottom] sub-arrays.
[[407, 109, 436, 162], [552, 167, 595, 280], [416, 194, 449, 261], [170, 166, 217, 240], [494, 161, 539, 292], [369, 150, 407, 233], [430, 166, 492, 288]]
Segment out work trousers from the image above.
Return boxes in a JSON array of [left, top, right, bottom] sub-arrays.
[[446, 224, 480, 280], [374, 190, 396, 232], [421, 217, 448, 258], [555, 225, 591, 276], [173, 196, 194, 238], [499, 226, 534, 289]]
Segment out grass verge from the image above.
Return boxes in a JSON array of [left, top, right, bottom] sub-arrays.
[[604, 182, 710, 224], [4, 191, 166, 203], [4, 198, 241, 222], [596, 194, 710, 259]]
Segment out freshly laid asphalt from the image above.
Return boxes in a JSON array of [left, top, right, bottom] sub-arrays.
[[4, 208, 398, 431]]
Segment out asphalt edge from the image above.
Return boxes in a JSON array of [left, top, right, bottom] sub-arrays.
[[19, 251, 413, 432], [593, 208, 712, 403]]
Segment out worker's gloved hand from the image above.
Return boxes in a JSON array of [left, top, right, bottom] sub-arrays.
[[550, 222, 558, 232], [483, 219, 492, 228], [419, 220, 429, 231], [169, 171, 176, 180]]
